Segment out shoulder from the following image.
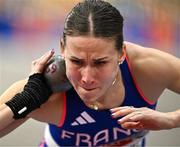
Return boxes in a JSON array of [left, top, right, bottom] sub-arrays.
[[124, 41, 180, 101], [125, 41, 172, 62], [125, 41, 179, 78]]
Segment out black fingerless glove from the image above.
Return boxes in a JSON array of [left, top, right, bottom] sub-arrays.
[[5, 73, 52, 119]]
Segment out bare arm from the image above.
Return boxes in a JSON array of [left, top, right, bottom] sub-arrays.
[[0, 80, 28, 137], [0, 49, 54, 137], [165, 53, 180, 128], [111, 43, 180, 130], [0, 104, 29, 138], [142, 47, 180, 129], [0, 104, 15, 131]]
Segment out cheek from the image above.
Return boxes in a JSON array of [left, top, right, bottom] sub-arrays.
[[98, 69, 111, 81], [66, 65, 80, 83], [66, 62, 119, 86], [98, 65, 118, 83]]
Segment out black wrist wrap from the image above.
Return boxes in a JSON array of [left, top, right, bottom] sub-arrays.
[[5, 73, 52, 119]]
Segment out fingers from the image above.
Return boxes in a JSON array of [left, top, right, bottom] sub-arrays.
[[110, 106, 145, 129], [110, 106, 134, 112], [31, 49, 55, 74], [121, 121, 143, 130], [118, 111, 143, 124], [38, 49, 55, 65], [110, 106, 136, 118]]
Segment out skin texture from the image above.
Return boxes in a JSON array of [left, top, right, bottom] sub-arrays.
[[62, 36, 123, 107], [0, 37, 180, 137], [0, 50, 55, 135]]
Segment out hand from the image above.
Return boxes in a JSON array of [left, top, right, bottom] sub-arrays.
[[110, 106, 174, 130], [30, 49, 54, 75]]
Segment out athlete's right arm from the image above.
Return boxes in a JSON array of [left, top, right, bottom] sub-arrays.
[[0, 79, 28, 137], [0, 50, 54, 137]]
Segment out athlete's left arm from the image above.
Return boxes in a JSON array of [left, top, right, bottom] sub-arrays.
[[111, 49, 180, 130], [163, 52, 180, 129], [164, 52, 180, 129], [166, 52, 180, 93]]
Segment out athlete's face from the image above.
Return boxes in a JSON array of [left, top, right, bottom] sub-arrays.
[[62, 36, 121, 103]]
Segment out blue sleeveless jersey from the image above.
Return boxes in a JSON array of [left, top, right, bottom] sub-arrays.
[[39, 57, 157, 147]]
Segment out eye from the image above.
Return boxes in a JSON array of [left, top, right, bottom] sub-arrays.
[[94, 61, 107, 66], [70, 59, 83, 66]]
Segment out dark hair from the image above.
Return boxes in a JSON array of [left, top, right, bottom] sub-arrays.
[[63, 0, 124, 52]]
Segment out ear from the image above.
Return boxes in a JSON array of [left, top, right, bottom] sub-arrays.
[[118, 44, 126, 64], [60, 38, 65, 57]]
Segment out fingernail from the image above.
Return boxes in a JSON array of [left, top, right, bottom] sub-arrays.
[[110, 108, 114, 112], [111, 113, 115, 116], [111, 113, 116, 119], [51, 49, 55, 54], [118, 119, 122, 123]]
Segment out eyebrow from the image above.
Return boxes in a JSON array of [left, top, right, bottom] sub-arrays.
[[93, 57, 109, 61], [70, 56, 109, 61], [69, 56, 84, 60]]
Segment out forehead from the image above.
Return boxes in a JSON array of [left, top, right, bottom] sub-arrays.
[[65, 36, 117, 57]]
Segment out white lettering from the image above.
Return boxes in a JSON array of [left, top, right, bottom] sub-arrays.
[[113, 127, 131, 140], [60, 127, 141, 145], [94, 129, 108, 145], [61, 130, 75, 139], [76, 133, 91, 146]]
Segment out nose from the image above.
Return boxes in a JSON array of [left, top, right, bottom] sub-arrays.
[[81, 66, 95, 85]]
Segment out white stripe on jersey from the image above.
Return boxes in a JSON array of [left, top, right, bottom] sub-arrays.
[[44, 125, 59, 147]]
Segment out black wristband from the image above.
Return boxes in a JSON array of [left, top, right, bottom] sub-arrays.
[[5, 73, 52, 119]]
